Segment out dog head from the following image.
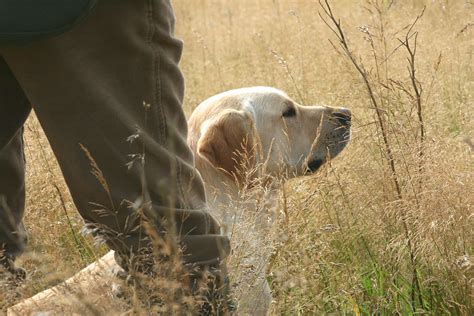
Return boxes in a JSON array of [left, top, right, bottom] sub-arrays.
[[192, 87, 351, 182]]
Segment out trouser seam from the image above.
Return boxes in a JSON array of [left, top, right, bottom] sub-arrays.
[[148, 1, 191, 235], [176, 158, 189, 210], [148, 0, 167, 145]]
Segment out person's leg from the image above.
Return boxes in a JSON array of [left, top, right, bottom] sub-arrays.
[[0, 57, 31, 279], [1, 0, 230, 303]]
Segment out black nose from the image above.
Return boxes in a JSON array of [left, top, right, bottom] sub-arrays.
[[332, 109, 351, 126]]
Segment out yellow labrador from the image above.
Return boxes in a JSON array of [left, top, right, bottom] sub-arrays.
[[8, 87, 350, 315], [188, 86, 351, 222], [188, 86, 351, 314]]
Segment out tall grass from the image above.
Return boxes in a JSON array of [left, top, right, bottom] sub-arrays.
[[2, 0, 472, 314]]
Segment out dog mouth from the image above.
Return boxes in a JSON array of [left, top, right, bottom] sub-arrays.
[[305, 159, 324, 174]]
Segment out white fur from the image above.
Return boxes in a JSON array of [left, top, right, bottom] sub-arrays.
[[188, 86, 351, 315]]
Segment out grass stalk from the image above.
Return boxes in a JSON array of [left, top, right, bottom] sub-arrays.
[[318, 0, 426, 310]]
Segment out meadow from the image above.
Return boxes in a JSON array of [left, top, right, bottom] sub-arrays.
[[1, 0, 472, 314]]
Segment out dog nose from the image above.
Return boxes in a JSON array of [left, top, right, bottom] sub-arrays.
[[332, 108, 351, 126]]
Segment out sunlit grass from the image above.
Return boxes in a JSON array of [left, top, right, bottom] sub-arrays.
[[2, 0, 472, 314]]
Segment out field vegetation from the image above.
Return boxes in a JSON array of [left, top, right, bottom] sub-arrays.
[[1, 0, 472, 314]]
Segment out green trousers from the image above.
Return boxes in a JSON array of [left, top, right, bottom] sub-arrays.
[[0, 0, 229, 275]]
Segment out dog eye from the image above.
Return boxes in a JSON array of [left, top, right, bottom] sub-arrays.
[[282, 107, 296, 118]]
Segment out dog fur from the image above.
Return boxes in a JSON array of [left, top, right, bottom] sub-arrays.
[[188, 86, 351, 314]]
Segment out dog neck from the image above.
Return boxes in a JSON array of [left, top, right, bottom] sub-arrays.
[[195, 153, 282, 237]]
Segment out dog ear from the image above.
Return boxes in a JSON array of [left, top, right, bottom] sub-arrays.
[[197, 109, 256, 180]]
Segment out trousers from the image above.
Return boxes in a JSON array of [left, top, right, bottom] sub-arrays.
[[0, 0, 229, 274]]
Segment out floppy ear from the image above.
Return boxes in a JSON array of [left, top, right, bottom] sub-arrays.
[[197, 109, 256, 179]]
